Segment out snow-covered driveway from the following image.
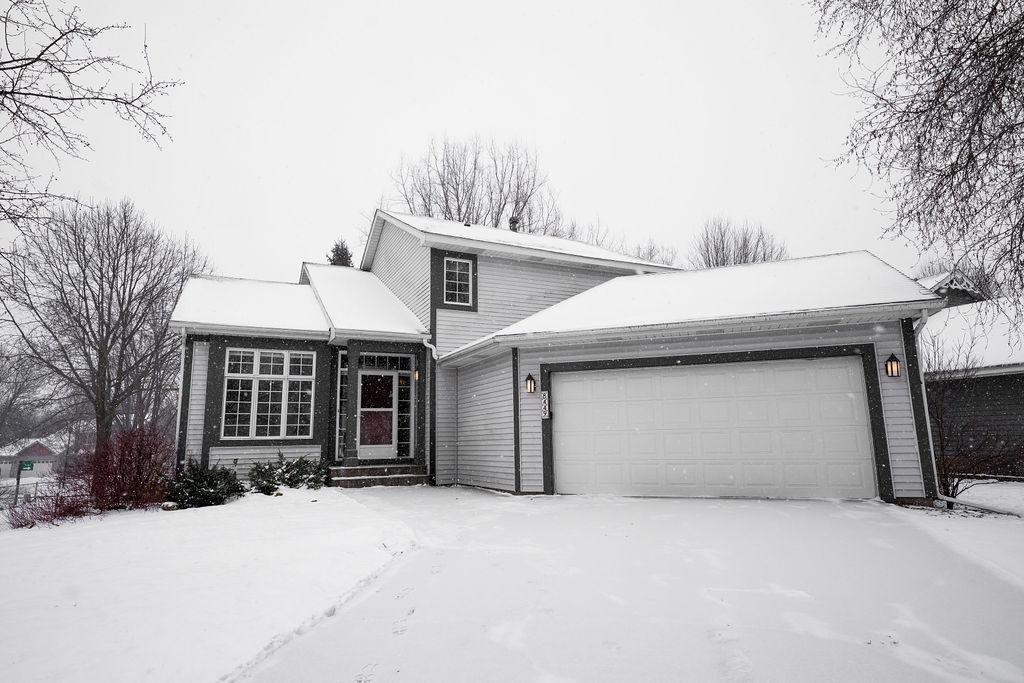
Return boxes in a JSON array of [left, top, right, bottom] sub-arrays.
[[244, 488, 1024, 683]]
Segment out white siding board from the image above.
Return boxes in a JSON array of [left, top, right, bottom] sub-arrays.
[[184, 342, 209, 460], [370, 223, 431, 326], [208, 444, 323, 480], [434, 366, 458, 485], [513, 322, 928, 497], [456, 352, 514, 491], [436, 257, 617, 355]]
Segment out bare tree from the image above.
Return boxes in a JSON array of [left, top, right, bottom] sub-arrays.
[[0, 340, 38, 443], [687, 217, 789, 269], [0, 199, 207, 454], [914, 255, 1001, 301], [813, 1, 1024, 323], [921, 323, 1024, 499], [0, 0, 177, 225], [631, 237, 678, 266], [394, 138, 549, 231]]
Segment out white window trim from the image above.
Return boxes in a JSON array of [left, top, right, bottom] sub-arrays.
[[220, 348, 317, 440], [443, 256, 473, 306]]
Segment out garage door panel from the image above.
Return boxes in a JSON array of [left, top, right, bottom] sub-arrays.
[[552, 357, 877, 499]]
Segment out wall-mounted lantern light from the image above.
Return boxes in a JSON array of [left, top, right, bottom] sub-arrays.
[[885, 354, 902, 378], [525, 374, 537, 393]]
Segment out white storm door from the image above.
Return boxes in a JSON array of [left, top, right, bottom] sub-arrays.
[[357, 371, 398, 459]]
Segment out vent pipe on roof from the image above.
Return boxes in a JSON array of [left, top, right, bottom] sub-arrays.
[[509, 216, 520, 232]]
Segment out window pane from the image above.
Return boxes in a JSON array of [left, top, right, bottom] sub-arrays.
[[359, 411, 393, 445], [289, 352, 315, 376], [259, 351, 285, 376], [285, 380, 313, 436], [360, 374, 393, 409], [227, 350, 254, 375], [255, 379, 283, 436], [224, 378, 253, 437]]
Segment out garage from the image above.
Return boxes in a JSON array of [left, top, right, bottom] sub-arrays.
[[551, 356, 878, 499]]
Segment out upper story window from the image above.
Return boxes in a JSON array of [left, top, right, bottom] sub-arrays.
[[443, 257, 473, 306], [222, 348, 316, 439]]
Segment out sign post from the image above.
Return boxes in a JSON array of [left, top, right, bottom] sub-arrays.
[[12, 460, 32, 507]]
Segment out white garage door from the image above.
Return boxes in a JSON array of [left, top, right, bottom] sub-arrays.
[[551, 357, 877, 499]]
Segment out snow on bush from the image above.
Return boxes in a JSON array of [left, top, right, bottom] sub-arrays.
[[165, 459, 246, 508], [249, 454, 328, 495]]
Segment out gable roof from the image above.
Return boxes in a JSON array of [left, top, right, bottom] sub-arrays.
[[301, 264, 428, 341], [0, 438, 56, 461], [916, 270, 983, 298], [443, 251, 944, 364], [361, 209, 677, 273], [170, 269, 428, 341], [922, 298, 1023, 376]]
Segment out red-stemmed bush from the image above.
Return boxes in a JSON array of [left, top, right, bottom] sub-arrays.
[[75, 427, 174, 510], [4, 472, 92, 528]]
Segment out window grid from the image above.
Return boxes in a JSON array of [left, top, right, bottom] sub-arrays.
[[443, 257, 472, 305], [222, 348, 316, 439], [346, 353, 415, 459]]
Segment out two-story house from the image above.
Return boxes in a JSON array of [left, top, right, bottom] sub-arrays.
[[170, 210, 946, 502]]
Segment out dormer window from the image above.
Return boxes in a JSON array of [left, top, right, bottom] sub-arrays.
[[443, 257, 473, 306]]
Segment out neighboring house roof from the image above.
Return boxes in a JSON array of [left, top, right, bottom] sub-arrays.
[[922, 298, 1023, 376], [443, 251, 944, 364], [916, 270, 983, 299], [0, 438, 56, 462], [171, 269, 429, 342], [361, 209, 678, 274], [171, 276, 330, 338], [301, 264, 428, 341]]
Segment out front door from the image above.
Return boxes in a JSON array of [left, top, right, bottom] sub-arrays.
[[358, 371, 398, 459]]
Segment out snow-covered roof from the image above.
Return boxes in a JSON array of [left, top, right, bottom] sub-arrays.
[[362, 210, 677, 273], [171, 269, 429, 341], [916, 272, 950, 291], [301, 264, 428, 341], [171, 276, 330, 338], [0, 438, 57, 461], [922, 299, 1023, 375], [916, 270, 982, 298], [443, 251, 944, 363]]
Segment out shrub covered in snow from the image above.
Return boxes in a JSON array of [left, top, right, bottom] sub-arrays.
[[248, 454, 328, 496], [165, 460, 246, 509]]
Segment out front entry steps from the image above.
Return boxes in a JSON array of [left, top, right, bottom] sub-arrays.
[[329, 464, 428, 489]]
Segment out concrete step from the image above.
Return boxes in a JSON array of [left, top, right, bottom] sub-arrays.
[[329, 464, 425, 478], [330, 474, 430, 488]]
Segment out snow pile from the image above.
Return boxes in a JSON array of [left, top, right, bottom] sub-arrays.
[[959, 481, 1024, 517], [302, 264, 428, 338], [0, 489, 414, 682], [922, 298, 1022, 372], [380, 210, 672, 270], [455, 251, 940, 346], [171, 276, 329, 335]]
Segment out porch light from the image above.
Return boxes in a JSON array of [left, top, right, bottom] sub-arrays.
[[414, 369, 421, 381], [885, 354, 901, 378], [525, 374, 537, 393]]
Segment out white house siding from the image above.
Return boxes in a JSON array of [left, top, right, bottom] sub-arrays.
[[207, 444, 323, 480], [435, 257, 618, 355], [184, 341, 209, 461], [456, 352, 515, 490], [370, 223, 431, 326], [434, 366, 459, 484], [514, 322, 929, 498]]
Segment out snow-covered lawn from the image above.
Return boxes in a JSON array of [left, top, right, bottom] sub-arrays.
[[0, 489, 414, 682], [3, 487, 1024, 682], [959, 480, 1024, 517]]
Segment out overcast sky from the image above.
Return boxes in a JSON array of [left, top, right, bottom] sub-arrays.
[[51, 0, 923, 282]]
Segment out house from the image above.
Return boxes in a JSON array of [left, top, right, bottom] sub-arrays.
[[916, 270, 985, 308], [921, 299, 1024, 474], [170, 210, 946, 502], [0, 439, 56, 479]]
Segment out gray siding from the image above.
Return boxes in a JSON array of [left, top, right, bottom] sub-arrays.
[[371, 223, 431, 326], [512, 322, 928, 497], [455, 352, 515, 490], [436, 257, 617, 354], [208, 444, 323, 480], [434, 365, 459, 484], [184, 341, 209, 460]]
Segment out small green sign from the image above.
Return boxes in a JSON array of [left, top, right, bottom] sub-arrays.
[[19, 461, 33, 471]]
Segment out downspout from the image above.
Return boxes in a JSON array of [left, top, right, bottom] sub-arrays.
[[912, 308, 1021, 518], [422, 338, 439, 361], [172, 328, 187, 472]]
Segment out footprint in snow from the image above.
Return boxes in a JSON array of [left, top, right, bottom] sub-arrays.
[[392, 607, 416, 636]]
